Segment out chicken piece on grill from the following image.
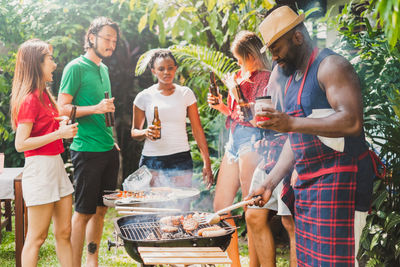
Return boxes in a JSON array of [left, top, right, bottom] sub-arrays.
[[192, 212, 206, 223], [182, 217, 199, 232], [159, 215, 182, 226], [159, 216, 170, 225], [160, 225, 179, 233]]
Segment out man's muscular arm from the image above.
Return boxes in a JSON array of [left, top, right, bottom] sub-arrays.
[[246, 139, 295, 206]]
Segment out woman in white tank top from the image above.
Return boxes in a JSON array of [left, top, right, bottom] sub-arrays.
[[131, 49, 213, 189]]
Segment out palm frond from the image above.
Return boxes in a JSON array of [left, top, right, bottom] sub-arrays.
[[169, 44, 238, 81], [134, 45, 239, 80], [135, 49, 159, 76]]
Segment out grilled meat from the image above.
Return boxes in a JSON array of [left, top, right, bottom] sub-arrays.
[[160, 225, 179, 233], [197, 225, 221, 236], [182, 217, 199, 232], [201, 229, 227, 237], [159, 215, 182, 226]]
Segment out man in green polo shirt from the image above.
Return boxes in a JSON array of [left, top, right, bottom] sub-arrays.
[[58, 17, 120, 267]]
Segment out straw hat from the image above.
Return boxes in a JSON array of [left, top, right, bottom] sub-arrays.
[[259, 6, 305, 53]]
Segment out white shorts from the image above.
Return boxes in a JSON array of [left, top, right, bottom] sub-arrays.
[[248, 167, 291, 216], [355, 210, 368, 267], [22, 154, 74, 207]]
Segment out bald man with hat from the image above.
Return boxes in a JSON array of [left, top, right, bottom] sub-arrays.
[[248, 5, 376, 267]]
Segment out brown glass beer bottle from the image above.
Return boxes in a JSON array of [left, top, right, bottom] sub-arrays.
[[209, 71, 220, 105], [235, 81, 253, 121], [152, 106, 161, 139], [66, 105, 77, 143], [104, 91, 115, 127]]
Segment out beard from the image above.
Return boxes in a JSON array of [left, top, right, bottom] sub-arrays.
[[280, 54, 298, 76], [93, 47, 107, 60], [93, 39, 112, 60], [279, 41, 300, 76], [280, 62, 296, 76]]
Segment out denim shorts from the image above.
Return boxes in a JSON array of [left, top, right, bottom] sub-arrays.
[[225, 125, 263, 162], [139, 150, 193, 177]]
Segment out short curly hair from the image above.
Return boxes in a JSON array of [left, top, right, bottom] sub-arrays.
[[84, 17, 120, 51], [149, 49, 177, 69]]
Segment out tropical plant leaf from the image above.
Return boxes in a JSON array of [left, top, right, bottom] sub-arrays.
[[372, 187, 388, 210], [395, 239, 400, 260], [262, 0, 275, 10], [168, 44, 239, 82], [138, 8, 148, 33], [135, 44, 239, 83], [384, 212, 400, 232], [376, 210, 386, 219], [134, 48, 158, 76], [370, 232, 381, 250], [304, 7, 321, 17]]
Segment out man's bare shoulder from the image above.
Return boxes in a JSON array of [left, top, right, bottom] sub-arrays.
[[319, 54, 353, 74], [318, 53, 358, 91]]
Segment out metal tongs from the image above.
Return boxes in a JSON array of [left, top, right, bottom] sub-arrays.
[[200, 195, 262, 225]]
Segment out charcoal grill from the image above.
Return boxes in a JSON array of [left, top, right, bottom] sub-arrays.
[[114, 212, 234, 263]]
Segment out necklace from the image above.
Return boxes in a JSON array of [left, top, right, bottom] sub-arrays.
[[294, 71, 303, 82]]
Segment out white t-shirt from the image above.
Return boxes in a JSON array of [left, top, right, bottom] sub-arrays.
[[134, 83, 197, 156]]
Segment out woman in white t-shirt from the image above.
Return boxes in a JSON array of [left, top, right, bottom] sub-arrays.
[[131, 49, 213, 188]]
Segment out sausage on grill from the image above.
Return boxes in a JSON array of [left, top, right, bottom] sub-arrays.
[[197, 225, 221, 236], [201, 229, 228, 237]]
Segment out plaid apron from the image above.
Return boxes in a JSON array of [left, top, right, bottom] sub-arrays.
[[284, 48, 357, 266], [260, 133, 296, 215]]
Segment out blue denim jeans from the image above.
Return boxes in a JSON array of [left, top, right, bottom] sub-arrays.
[[225, 125, 263, 162]]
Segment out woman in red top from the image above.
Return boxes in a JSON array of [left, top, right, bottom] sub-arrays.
[[10, 39, 78, 266], [207, 31, 270, 267]]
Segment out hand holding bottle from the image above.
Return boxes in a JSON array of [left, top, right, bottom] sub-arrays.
[[56, 117, 78, 139], [207, 93, 223, 109], [208, 71, 220, 105], [144, 106, 161, 141], [96, 97, 115, 114], [146, 125, 161, 141]]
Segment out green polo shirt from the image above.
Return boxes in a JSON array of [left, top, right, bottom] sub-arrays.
[[59, 55, 114, 152]]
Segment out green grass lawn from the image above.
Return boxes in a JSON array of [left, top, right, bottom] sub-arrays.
[[1, 208, 290, 266], [0, 208, 135, 267]]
